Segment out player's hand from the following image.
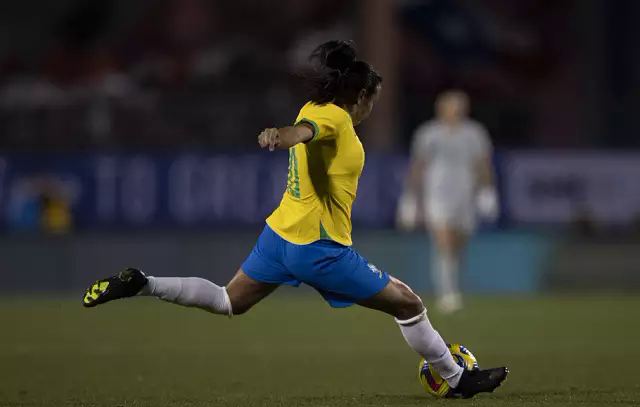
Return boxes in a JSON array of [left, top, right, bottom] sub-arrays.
[[396, 192, 418, 231], [258, 128, 280, 151], [476, 187, 499, 222]]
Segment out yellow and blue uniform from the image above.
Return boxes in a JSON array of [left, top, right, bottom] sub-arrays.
[[242, 102, 389, 307], [267, 101, 364, 246]]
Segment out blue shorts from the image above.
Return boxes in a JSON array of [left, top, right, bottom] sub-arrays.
[[241, 225, 390, 308]]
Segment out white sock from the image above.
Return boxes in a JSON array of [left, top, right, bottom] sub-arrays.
[[396, 310, 463, 388], [139, 276, 232, 317], [433, 251, 460, 300]]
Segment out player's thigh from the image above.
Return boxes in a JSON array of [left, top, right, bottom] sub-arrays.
[[285, 241, 389, 308], [357, 276, 424, 320], [226, 269, 278, 315]]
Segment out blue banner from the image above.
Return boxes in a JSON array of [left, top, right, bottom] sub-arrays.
[[0, 152, 408, 231]]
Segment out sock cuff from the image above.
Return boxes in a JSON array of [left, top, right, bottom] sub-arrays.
[[440, 363, 464, 381], [395, 309, 427, 326], [137, 276, 156, 296]]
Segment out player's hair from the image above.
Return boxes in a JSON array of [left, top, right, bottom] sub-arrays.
[[306, 40, 382, 106]]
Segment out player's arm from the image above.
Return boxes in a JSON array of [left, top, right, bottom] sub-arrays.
[[397, 131, 429, 231], [474, 150, 499, 221], [407, 156, 427, 197], [406, 126, 434, 205], [257, 123, 314, 151]]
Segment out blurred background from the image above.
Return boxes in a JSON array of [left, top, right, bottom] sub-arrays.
[[1, 0, 640, 295]]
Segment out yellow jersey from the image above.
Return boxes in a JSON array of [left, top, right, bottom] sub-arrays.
[[266, 102, 365, 246]]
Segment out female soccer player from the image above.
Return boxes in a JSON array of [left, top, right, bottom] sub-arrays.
[[82, 41, 506, 398], [398, 91, 499, 313]]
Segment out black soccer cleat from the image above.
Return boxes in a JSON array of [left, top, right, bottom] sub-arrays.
[[446, 366, 509, 399], [82, 267, 148, 308]]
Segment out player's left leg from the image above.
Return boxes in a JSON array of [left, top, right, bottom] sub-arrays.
[[287, 241, 506, 395], [358, 277, 465, 387], [358, 277, 507, 398], [430, 225, 468, 313]]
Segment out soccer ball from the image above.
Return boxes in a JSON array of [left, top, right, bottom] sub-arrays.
[[418, 343, 479, 397]]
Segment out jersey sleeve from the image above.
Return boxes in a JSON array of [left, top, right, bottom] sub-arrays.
[[410, 123, 436, 161], [295, 106, 343, 142]]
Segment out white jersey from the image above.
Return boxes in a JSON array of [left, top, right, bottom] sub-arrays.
[[410, 119, 492, 231]]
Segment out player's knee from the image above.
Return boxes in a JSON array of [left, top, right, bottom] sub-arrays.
[[397, 293, 424, 320], [392, 281, 424, 320], [231, 304, 250, 315], [229, 298, 252, 316], [226, 291, 253, 316]]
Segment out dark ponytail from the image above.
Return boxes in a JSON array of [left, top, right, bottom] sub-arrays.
[[305, 40, 382, 107]]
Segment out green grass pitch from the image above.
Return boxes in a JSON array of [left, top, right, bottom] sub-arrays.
[[1, 293, 639, 406]]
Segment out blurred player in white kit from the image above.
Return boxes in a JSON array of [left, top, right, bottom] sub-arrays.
[[397, 90, 499, 313]]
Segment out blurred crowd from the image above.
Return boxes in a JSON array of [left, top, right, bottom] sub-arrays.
[[0, 0, 355, 149], [0, 0, 636, 150]]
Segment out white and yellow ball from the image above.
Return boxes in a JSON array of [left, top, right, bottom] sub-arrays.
[[418, 343, 479, 397]]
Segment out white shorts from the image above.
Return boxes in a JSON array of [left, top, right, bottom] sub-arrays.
[[426, 197, 476, 234]]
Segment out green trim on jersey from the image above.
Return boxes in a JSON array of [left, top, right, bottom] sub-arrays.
[[319, 222, 331, 240], [286, 147, 300, 198], [295, 118, 320, 141]]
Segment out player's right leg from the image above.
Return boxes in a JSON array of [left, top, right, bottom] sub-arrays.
[[430, 225, 467, 313], [81, 225, 294, 315], [426, 197, 474, 313], [358, 277, 507, 398], [81, 267, 277, 316]]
